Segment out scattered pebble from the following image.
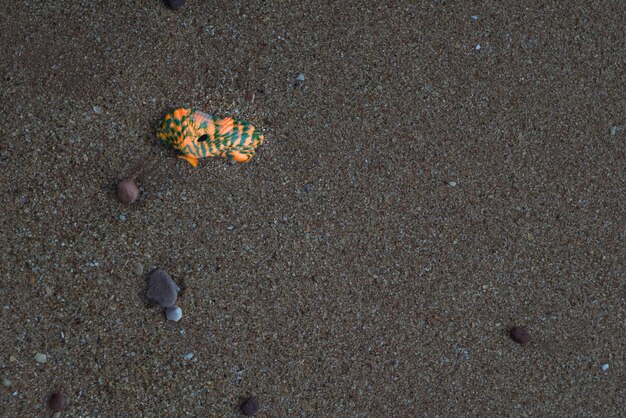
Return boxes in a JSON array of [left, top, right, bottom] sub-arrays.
[[146, 269, 178, 308], [296, 73, 305, 81], [117, 179, 139, 205], [303, 182, 314, 193], [133, 262, 144, 276], [9, 355, 16, 362], [610, 126, 618, 135], [510, 326, 532, 344], [2, 377, 11, 387], [240, 397, 259, 416], [601, 363, 609, 371], [475, 44, 481, 50], [92, 105, 103, 114], [179, 329, 186, 336], [246, 91, 255, 103], [52, 412, 61, 418], [165, 0, 186, 10], [447, 181, 457, 187], [471, 15, 479, 21], [48, 392, 67, 412], [119, 213, 127, 221], [166, 306, 183, 321], [34, 353, 47, 363], [183, 353, 194, 360]]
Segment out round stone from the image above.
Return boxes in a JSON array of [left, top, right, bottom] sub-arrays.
[[240, 397, 259, 416], [49, 392, 67, 411], [146, 269, 178, 308], [166, 306, 182, 322], [133, 263, 144, 276], [165, 0, 186, 10], [510, 326, 532, 344], [117, 179, 139, 204]]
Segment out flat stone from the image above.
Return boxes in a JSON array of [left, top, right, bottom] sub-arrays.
[[34, 353, 47, 363], [146, 269, 178, 308]]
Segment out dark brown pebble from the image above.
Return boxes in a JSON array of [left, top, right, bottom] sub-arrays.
[[146, 269, 178, 308], [117, 179, 139, 204], [510, 326, 532, 344], [240, 397, 259, 416], [49, 392, 67, 411], [165, 0, 186, 10]]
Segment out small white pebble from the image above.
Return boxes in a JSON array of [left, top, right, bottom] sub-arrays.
[[448, 181, 457, 187], [601, 363, 609, 371], [610, 126, 618, 135], [296, 73, 305, 81], [166, 306, 182, 322], [2, 377, 12, 387], [183, 353, 194, 360], [471, 15, 479, 21], [119, 214, 127, 221], [93, 105, 103, 114], [179, 329, 186, 336], [34, 353, 47, 363], [475, 44, 481, 50]]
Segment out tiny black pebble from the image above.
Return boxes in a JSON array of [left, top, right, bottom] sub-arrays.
[[240, 397, 259, 416], [165, 0, 186, 10], [510, 326, 532, 344], [49, 392, 67, 411]]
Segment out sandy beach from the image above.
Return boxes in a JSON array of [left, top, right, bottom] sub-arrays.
[[0, 1, 624, 416]]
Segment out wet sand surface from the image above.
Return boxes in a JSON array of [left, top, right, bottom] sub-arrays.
[[0, 1, 624, 416]]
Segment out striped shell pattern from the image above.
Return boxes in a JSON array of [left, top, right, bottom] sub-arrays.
[[157, 108, 264, 166]]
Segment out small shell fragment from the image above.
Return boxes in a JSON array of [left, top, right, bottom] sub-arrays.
[[166, 306, 183, 322]]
